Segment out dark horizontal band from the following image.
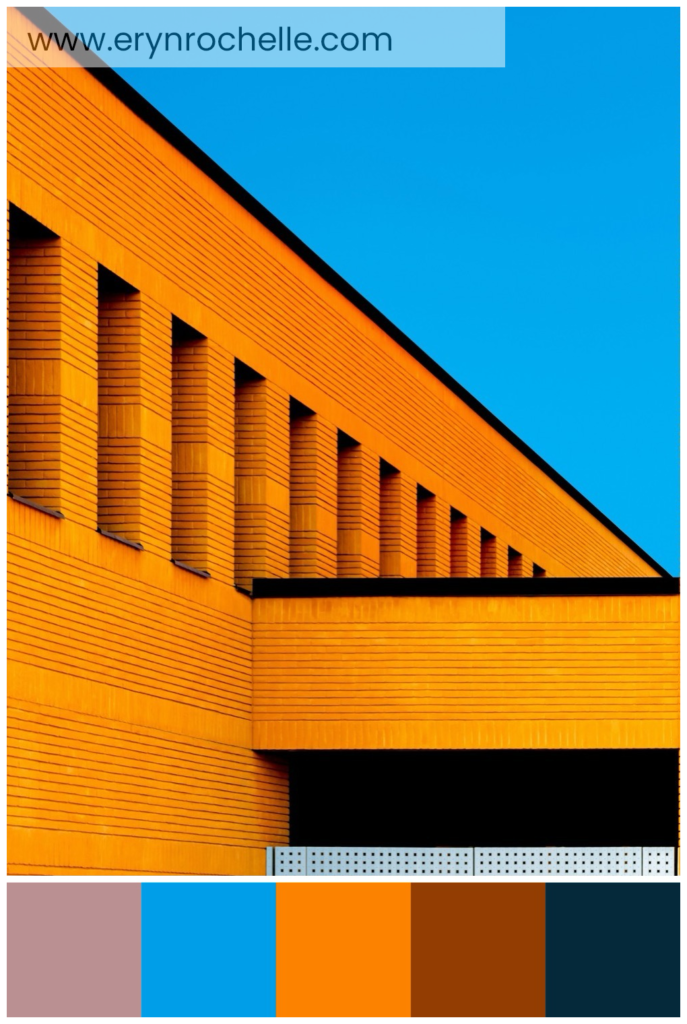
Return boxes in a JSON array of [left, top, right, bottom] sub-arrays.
[[252, 576, 679, 599]]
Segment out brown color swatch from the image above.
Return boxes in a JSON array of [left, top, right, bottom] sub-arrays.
[[7, 882, 141, 1017], [411, 881, 546, 1017], [277, 881, 411, 1017]]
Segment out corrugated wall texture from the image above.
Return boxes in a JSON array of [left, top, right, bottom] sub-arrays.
[[253, 593, 679, 750]]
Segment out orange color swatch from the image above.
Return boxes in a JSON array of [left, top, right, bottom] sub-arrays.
[[276, 881, 411, 1017]]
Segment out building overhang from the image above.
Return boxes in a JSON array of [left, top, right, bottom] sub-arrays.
[[252, 577, 679, 751]]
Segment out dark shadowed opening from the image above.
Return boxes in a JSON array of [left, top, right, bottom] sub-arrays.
[[288, 749, 678, 847]]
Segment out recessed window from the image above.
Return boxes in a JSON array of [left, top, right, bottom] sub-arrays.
[[8, 206, 61, 512]]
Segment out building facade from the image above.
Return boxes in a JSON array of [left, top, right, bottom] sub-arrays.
[[7, 8, 679, 875]]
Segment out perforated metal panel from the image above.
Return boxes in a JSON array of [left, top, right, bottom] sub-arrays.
[[641, 847, 675, 875], [266, 846, 675, 876], [273, 846, 306, 875], [474, 847, 642, 875], [306, 847, 473, 875]]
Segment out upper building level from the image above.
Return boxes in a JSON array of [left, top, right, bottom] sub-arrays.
[[8, 7, 667, 587]]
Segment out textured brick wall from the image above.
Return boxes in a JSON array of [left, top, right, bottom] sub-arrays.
[[417, 494, 451, 577], [7, 16, 661, 578], [337, 443, 380, 577], [235, 376, 290, 589], [6, 8, 670, 874], [254, 592, 680, 750], [289, 413, 338, 577], [380, 471, 417, 577], [172, 335, 235, 582]]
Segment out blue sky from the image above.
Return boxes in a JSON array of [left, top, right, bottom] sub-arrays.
[[118, 7, 679, 574]]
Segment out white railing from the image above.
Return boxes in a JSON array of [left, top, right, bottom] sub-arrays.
[[266, 846, 676, 876]]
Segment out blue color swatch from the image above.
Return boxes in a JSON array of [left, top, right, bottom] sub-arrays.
[[141, 882, 276, 1017]]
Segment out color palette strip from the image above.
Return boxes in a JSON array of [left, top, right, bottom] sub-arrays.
[[7, 881, 680, 1017]]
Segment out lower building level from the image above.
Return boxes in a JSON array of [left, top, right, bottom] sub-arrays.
[[7, 520, 679, 875]]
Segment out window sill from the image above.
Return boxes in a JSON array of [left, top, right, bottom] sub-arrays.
[[172, 559, 211, 579], [8, 492, 64, 519], [97, 527, 144, 551]]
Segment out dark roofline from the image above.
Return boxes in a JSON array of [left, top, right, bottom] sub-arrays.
[[252, 576, 680, 599], [20, 7, 670, 577]]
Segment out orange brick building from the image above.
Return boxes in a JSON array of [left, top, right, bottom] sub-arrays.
[[7, 8, 679, 875]]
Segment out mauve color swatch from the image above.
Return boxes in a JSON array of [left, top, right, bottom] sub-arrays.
[[7, 882, 141, 1017]]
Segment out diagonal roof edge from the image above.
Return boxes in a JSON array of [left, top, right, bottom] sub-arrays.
[[16, 6, 671, 577]]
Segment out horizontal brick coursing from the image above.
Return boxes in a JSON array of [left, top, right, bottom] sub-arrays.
[[7, 35, 660, 578], [7, 502, 287, 874], [290, 413, 338, 577], [253, 593, 679, 749], [6, 10, 669, 875]]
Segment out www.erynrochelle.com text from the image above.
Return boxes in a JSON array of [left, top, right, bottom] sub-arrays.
[[27, 26, 393, 59]]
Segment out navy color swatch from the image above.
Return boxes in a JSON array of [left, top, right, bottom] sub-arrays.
[[546, 882, 680, 1017]]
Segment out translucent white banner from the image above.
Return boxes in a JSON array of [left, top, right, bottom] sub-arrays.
[[12, 7, 506, 69]]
